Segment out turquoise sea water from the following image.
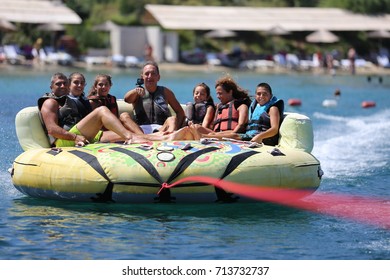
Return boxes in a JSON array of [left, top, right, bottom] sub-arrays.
[[0, 65, 390, 260]]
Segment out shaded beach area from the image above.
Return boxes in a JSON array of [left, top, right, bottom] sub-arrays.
[[2, 59, 388, 78]]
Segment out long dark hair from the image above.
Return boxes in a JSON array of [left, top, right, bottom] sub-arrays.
[[193, 82, 214, 103], [215, 75, 251, 105], [88, 74, 113, 97]]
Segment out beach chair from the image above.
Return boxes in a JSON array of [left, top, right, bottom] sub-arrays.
[[3, 45, 25, 65]]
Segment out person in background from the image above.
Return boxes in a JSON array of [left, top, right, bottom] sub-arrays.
[[68, 72, 92, 118], [348, 47, 356, 75], [185, 82, 215, 129], [122, 61, 185, 134], [144, 44, 154, 61]]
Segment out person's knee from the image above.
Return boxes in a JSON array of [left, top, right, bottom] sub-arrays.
[[119, 112, 131, 122], [94, 106, 110, 116]]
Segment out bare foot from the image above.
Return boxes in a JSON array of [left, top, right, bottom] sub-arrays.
[[168, 127, 195, 141]]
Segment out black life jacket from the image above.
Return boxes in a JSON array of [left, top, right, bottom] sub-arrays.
[[134, 86, 171, 125], [38, 93, 85, 131], [185, 100, 214, 124], [88, 94, 119, 117]]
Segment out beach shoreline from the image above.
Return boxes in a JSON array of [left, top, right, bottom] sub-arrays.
[[2, 60, 390, 76], [157, 62, 390, 76]]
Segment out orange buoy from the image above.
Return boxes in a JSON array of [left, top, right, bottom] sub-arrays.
[[288, 98, 302, 106], [361, 101, 376, 108]]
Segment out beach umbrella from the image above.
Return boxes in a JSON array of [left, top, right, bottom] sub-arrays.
[[0, 18, 17, 31], [204, 29, 237, 39], [266, 25, 290, 36], [37, 23, 66, 49], [367, 30, 390, 39], [367, 30, 390, 49], [0, 19, 17, 44], [92, 20, 118, 32], [306, 29, 339, 44], [37, 23, 65, 32], [266, 25, 291, 53]]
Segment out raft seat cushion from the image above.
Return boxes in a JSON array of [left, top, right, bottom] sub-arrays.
[[15, 106, 51, 151], [278, 112, 313, 153]]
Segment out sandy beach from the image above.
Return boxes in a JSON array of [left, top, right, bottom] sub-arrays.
[[157, 61, 390, 76]]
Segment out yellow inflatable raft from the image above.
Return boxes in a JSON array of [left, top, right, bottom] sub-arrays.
[[10, 101, 323, 203]]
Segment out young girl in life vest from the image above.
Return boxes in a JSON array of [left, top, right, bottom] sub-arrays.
[[68, 72, 92, 119], [185, 82, 215, 129], [88, 74, 154, 135], [88, 74, 119, 118]]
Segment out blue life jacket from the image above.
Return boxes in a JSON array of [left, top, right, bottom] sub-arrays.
[[244, 96, 284, 145]]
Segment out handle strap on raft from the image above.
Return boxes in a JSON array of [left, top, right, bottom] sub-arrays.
[[110, 147, 164, 184], [215, 150, 260, 202], [157, 149, 259, 198], [165, 146, 220, 183], [68, 150, 114, 202], [112, 146, 220, 202], [220, 150, 259, 179]]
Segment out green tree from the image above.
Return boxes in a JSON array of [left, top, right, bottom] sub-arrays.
[[319, 0, 390, 13]]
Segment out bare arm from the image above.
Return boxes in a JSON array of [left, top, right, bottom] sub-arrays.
[[40, 98, 76, 141], [124, 88, 143, 104], [164, 87, 185, 130], [232, 104, 248, 133], [202, 106, 215, 129], [251, 106, 281, 143]]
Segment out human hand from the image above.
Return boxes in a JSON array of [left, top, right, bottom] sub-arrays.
[[74, 134, 89, 147], [135, 87, 145, 97]]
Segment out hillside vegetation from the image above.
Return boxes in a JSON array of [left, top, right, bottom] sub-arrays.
[[4, 0, 390, 58]]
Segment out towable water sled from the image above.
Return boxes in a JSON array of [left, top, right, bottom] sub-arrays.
[[10, 101, 322, 203]]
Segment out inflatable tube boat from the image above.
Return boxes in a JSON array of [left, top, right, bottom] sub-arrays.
[[10, 101, 323, 203]]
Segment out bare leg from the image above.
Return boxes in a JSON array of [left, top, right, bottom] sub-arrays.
[[77, 107, 133, 142], [159, 116, 177, 134], [189, 125, 240, 141], [130, 127, 195, 142], [119, 112, 144, 134]]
